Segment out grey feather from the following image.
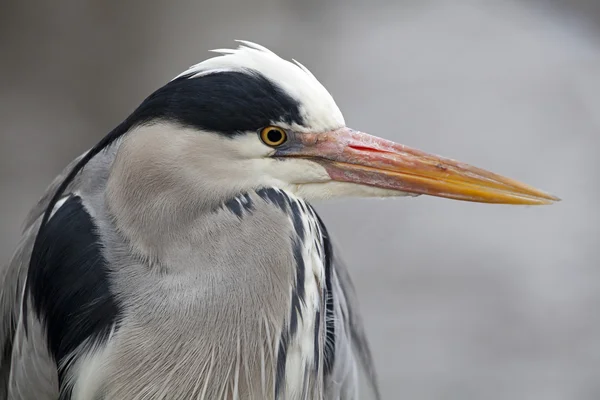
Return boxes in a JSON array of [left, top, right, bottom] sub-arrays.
[[326, 249, 381, 400], [7, 298, 58, 400]]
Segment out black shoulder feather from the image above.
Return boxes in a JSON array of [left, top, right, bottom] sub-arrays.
[[25, 196, 120, 389]]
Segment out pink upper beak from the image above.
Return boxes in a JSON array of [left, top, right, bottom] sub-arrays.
[[280, 127, 559, 205]]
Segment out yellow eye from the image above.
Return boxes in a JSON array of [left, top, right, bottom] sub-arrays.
[[259, 126, 287, 147]]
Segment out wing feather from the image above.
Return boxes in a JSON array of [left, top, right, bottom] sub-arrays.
[[0, 151, 92, 399], [316, 215, 381, 400]]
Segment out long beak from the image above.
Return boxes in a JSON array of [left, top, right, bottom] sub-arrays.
[[282, 127, 559, 205]]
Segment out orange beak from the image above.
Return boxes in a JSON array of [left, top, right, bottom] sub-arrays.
[[280, 127, 559, 205]]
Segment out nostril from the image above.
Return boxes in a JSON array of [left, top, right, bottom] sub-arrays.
[[348, 145, 391, 154]]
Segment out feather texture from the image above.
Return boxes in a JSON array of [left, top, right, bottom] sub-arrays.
[[1, 176, 380, 399]]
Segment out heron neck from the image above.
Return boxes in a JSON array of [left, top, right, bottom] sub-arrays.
[[104, 136, 226, 260]]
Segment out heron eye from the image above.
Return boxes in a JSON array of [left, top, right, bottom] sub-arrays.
[[260, 126, 287, 147]]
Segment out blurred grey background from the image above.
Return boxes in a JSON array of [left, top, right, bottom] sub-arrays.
[[1, 0, 598, 398]]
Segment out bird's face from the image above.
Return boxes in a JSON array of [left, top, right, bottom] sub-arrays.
[[119, 42, 558, 206]]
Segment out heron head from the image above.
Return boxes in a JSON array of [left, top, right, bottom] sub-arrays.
[[109, 41, 558, 208]]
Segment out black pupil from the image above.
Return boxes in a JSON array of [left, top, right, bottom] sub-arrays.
[[266, 129, 283, 143]]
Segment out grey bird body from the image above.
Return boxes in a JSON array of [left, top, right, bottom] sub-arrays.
[[0, 41, 557, 400], [1, 144, 377, 399]]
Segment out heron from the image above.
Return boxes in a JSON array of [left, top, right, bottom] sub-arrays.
[[0, 41, 558, 400]]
